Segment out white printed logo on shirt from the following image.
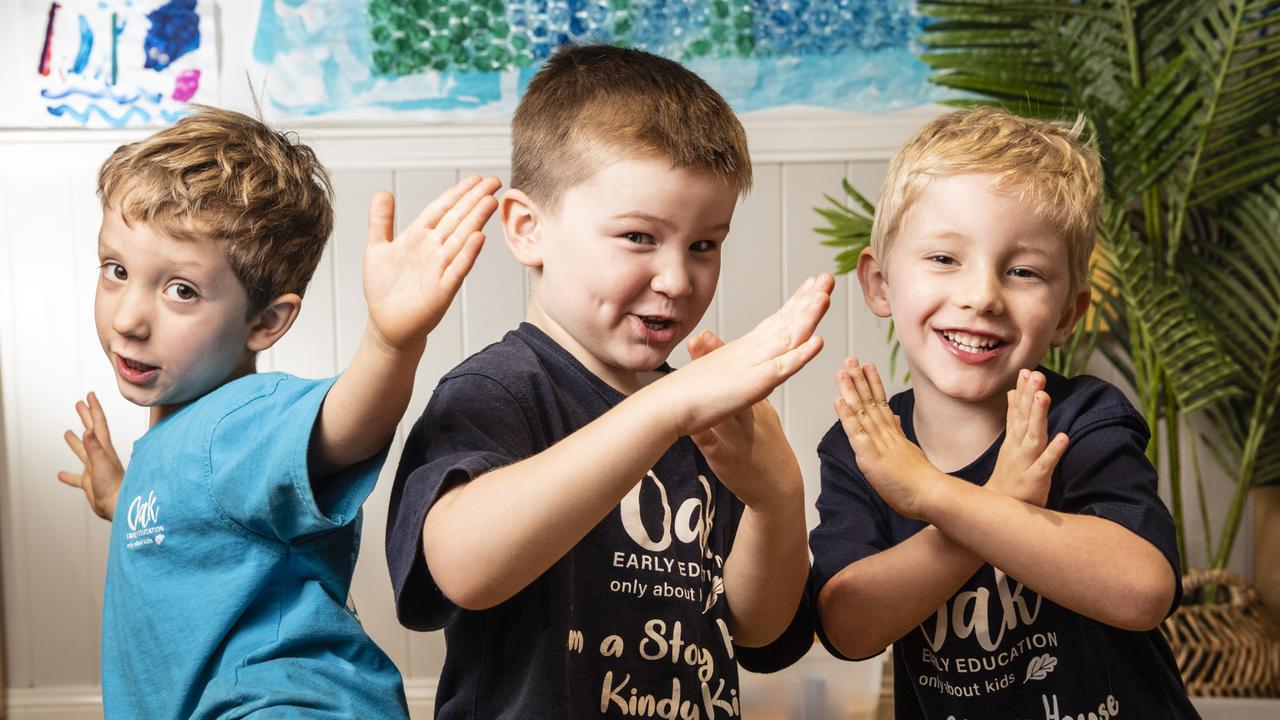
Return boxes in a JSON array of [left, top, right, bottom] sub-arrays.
[[125, 490, 166, 550]]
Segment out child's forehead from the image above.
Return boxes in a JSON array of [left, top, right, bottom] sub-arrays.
[[98, 208, 231, 267]]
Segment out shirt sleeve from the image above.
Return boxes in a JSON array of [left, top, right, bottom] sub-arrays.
[[385, 372, 539, 631], [1055, 397, 1183, 612], [807, 422, 898, 661], [206, 374, 388, 543]]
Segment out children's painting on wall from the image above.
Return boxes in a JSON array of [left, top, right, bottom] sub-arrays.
[[20, 0, 218, 128], [255, 0, 947, 119]]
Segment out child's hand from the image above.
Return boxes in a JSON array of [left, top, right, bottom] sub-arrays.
[[686, 331, 801, 509], [835, 359, 943, 521], [57, 392, 124, 521], [664, 274, 833, 439], [363, 175, 501, 354], [985, 369, 1069, 506]]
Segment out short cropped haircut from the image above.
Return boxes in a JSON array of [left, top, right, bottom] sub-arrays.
[[872, 106, 1101, 293], [511, 44, 751, 209], [97, 106, 334, 313]]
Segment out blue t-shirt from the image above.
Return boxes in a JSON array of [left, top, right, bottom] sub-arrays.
[[102, 372, 407, 719], [386, 324, 807, 719], [809, 369, 1198, 719]]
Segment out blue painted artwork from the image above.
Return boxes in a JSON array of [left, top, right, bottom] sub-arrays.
[[254, 0, 949, 118], [144, 0, 201, 71], [25, 0, 217, 128]]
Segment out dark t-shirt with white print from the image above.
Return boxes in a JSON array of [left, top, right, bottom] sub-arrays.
[[809, 369, 1199, 720], [387, 323, 802, 720]]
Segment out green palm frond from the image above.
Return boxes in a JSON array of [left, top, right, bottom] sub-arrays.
[[1097, 218, 1243, 413], [814, 179, 875, 275], [1165, 0, 1280, 255]]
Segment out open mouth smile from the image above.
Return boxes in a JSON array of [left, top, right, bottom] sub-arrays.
[[938, 329, 1006, 356], [115, 354, 160, 384]]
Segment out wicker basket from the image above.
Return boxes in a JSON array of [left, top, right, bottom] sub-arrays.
[[1161, 568, 1280, 697]]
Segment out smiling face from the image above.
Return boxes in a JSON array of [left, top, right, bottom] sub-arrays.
[[862, 173, 1089, 411], [513, 155, 738, 392], [94, 206, 259, 418]]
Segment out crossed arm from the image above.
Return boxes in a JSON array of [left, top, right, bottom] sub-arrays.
[[817, 362, 1175, 659]]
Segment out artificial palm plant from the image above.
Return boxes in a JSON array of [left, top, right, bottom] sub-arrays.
[[819, 0, 1280, 587]]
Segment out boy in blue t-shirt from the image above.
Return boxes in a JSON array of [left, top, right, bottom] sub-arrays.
[[811, 107, 1198, 717], [386, 45, 830, 718], [57, 106, 501, 718]]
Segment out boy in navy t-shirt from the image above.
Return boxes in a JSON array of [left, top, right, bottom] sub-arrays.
[[811, 106, 1198, 718], [387, 45, 828, 718], [58, 107, 501, 718]]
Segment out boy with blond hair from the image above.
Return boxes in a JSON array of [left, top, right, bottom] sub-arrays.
[[811, 106, 1197, 718], [58, 106, 501, 718], [386, 44, 829, 718]]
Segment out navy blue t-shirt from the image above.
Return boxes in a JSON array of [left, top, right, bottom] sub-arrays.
[[386, 323, 805, 719], [810, 369, 1198, 719]]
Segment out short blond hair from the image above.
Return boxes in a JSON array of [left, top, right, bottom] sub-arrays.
[[97, 106, 334, 313], [872, 106, 1101, 293], [511, 44, 751, 209]]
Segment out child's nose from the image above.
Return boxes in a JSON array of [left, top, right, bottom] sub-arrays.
[[957, 271, 1005, 315], [650, 256, 693, 298], [111, 286, 151, 339]]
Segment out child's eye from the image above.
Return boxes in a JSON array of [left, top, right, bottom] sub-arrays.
[[624, 232, 655, 245], [690, 239, 719, 253], [927, 254, 956, 265], [164, 283, 198, 301], [101, 261, 127, 281], [1009, 267, 1042, 280]]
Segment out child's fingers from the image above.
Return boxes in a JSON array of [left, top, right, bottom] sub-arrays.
[[86, 393, 116, 458], [75, 399, 93, 433], [438, 232, 487, 292], [56, 470, 83, 488], [835, 397, 869, 442], [409, 175, 485, 230], [63, 429, 89, 466], [83, 429, 114, 475], [367, 191, 396, 247], [755, 274, 831, 354], [430, 177, 502, 240], [688, 330, 725, 361], [1023, 390, 1051, 448], [862, 363, 890, 406], [1031, 432, 1069, 477], [435, 195, 499, 261], [765, 335, 824, 386]]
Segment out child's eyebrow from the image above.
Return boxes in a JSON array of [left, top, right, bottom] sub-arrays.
[[608, 211, 730, 234]]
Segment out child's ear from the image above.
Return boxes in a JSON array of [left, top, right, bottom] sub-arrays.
[[1051, 287, 1092, 346], [246, 293, 302, 352], [856, 248, 893, 318], [500, 189, 543, 270]]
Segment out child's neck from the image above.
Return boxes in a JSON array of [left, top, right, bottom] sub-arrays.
[[148, 355, 258, 426], [910, 382, 1007, 473]]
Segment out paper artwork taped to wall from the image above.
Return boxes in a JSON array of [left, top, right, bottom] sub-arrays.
[[255, 0, 947, 119], [23, 0, 218, 128]]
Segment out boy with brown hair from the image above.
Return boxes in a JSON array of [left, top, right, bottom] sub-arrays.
[[386, 44, 830, 718], [811, 106, 1198, 718], [58, 106, 501, 718]]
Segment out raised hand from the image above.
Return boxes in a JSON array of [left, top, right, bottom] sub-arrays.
[[57, 392, 124, 520], [834, 358, 941, 520], [686, 330, 800, 509], [985, 369, 1068, 506], [666, 273, 834, 439], [363, 175, 501, 354]]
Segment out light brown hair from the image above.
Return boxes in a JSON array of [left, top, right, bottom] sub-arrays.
[[97, 105, 334, 312], [872, 106, 1101, 292], [511, 44, 751, 209]]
